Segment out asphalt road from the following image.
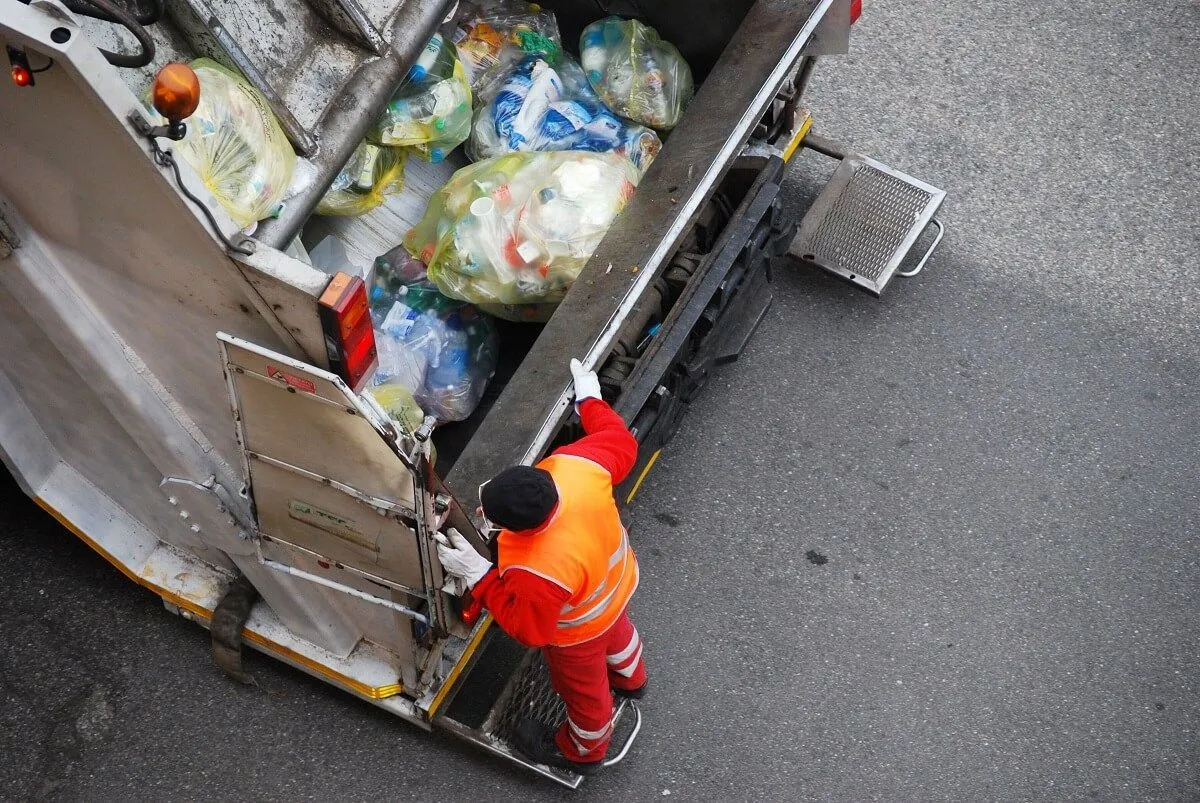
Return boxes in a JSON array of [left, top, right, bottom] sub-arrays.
[[2, 1, 1199, 800]]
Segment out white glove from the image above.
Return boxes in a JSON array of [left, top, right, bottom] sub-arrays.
[[570, 358, 602, 407], [434, 528, 492, 589]]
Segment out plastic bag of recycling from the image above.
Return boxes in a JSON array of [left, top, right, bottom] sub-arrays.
[[374, 34, 472, 163], [450, 0, 562, 95], [417, 304, 497, 422], [468, 53, 661, 172], [169, 59, 296, 228], [404, 151, 638, 319], [316, 142, 407, 217], [580, 17, 694, 131], [370, 292, 497, 422]]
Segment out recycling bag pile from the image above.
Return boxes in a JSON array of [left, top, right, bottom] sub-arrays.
[[164, 3, 694, 427]]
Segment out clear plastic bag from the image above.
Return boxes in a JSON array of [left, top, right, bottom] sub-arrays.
[[374, 34, 473, 163], [580, 17, 694, 131], [316, 141, 407, 217], [171, 59, 297, 228], [404, 151, 639, 320], [450, 0, 563, 96], [369, 255, 497, 423], [416, 304, 497, 422], [468, 53, 661, 172]]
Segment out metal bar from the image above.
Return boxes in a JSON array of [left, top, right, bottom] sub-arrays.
[[601, 701, 642, 767], [261, 532, 429, 597], [246, 450, 417, 519], [800, 130, 846, 160], [253, 0, 451, 250], [897, 218, 945, 278], [446, 0, 836, 498], [259, 554, 429, 624]]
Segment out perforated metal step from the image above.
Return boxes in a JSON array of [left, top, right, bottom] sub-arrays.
[[438, 648, 642, 789], [791, 155, 945, 296]]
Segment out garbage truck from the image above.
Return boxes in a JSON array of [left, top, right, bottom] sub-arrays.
[[0, 0, 945, 787]]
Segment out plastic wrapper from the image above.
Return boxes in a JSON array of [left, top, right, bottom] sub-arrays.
[[468, 54, 661, 172], [580, 17, 694, 131], [374, 34, 472, 163], [450, 0, 562, 95], [405, 151, 639, 320], [170, 59, 296, 228], [316, 142, 407, 217]]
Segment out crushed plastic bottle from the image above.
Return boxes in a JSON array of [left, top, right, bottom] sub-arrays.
[[579, 17, 694, 131], [374, 35, 473, 162], [468, 53, 661, 172]]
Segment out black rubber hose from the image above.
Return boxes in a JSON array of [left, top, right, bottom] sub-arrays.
[[63, 0, 162, 26], [63, 0, 157, 67]]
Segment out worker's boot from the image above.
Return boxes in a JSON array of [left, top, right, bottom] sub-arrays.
[[513, 719, 603, 775], [612, 681, 647, 700]]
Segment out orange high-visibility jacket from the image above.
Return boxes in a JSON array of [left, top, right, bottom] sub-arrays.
[[497, 453, 639, 646]]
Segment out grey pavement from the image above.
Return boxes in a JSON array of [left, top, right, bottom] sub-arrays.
[[2, 1, 1199, 801]]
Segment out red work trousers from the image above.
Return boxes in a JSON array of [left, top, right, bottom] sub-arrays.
[[543, 607, 647, 764]]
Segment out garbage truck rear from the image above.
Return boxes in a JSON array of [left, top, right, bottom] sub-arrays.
[[0, 0, 945, 786]]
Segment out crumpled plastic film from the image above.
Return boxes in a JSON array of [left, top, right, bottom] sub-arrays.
[[580, 17, 695, 131], [170, 59, 297, 228], [403, 151, 639, 320], [374, 35, 473, 163], [468, 53, 661, 173], [316, 141, 407, 217], [451, 0, 563, 96]]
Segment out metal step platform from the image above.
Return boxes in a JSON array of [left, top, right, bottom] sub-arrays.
[[790, 153, 945, 296], [437, 639, 642, 789]]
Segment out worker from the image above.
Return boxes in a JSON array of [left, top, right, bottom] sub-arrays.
[[436, 358, 647, 774]]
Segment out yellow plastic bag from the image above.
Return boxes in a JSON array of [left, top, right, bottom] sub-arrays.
[[171, 59, 296, 228], [374, 36, 473, 163], [404, 151, 638, 320], [316, 142, 407, 217]]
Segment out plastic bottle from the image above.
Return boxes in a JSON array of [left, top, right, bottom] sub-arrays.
[[580, 25, 607, 85], [427, 321, 469, 392], [410, 32, 446, 82]]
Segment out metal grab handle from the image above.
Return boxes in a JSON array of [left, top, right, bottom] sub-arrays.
[[897, 218, 944, 278], [601, 702, 642, 768]]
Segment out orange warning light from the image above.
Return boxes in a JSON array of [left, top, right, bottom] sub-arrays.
[[151, 62, 200, 123]]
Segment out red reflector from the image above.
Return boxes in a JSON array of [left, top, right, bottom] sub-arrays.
[[318, 272, 377, 393], [7, 45, 34, 87], [850, 0, 863, 23]]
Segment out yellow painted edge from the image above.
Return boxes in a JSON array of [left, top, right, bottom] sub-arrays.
[[425, 613, 494, 717], [625, 449, 663, 505], [35, 497, 403, 701], [782, 112, 815, 163]]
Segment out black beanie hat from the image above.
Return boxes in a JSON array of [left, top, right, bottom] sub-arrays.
[[480, 466, 559, 532]]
